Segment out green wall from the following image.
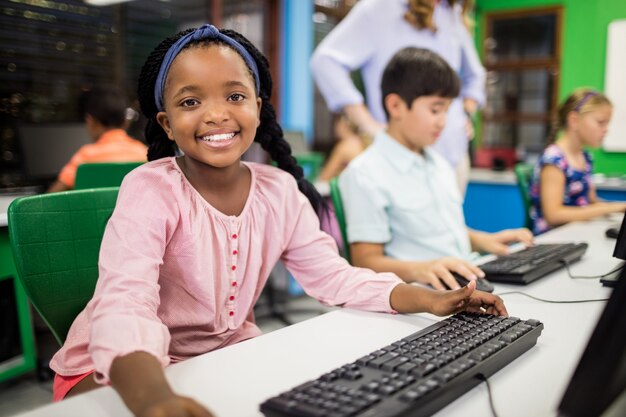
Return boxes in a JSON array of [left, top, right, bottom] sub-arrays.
[[475, 0, 626, 175]]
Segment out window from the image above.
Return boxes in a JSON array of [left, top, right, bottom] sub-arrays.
[[0, 0, 278, 189], [478, 6, 562, 168]]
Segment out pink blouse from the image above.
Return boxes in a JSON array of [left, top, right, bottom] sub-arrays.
[[50, 157, 402, 382]]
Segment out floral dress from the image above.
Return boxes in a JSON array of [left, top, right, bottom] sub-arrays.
[[529, 144, 593, 234]]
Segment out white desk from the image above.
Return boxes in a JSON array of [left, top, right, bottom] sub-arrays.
[[14, 217, 621, 417], [0, 190, 39, 227]]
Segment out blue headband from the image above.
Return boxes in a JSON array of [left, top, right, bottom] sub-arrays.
[[574, 91, 598, 112], [154, 24, 260, 112]]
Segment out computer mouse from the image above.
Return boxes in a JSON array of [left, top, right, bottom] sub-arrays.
[[606, 227, 619, 239], [444, 274, 495, 293]]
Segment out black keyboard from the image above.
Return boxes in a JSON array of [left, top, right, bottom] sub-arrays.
[[480, 242, 588, 285], [260, 312, 544, 417]]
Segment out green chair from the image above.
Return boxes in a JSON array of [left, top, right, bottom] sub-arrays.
[[294, 152, 325, 182], [75, 162, 144, 190], [329, 177, 350, 263], [514, 162, 534, 229], [7, 187, 119, 345]]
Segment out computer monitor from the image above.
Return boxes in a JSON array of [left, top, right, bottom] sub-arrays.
[[18, 123, 90, 181], [613, 213, 626, 261], [558, 213, 626, 417]]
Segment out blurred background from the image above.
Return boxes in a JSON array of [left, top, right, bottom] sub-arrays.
[[1, 1, 625, 414]]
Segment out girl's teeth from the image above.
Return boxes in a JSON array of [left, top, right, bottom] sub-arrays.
[[201, 133, 235, 142]]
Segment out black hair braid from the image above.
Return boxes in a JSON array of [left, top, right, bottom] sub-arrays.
[[145, 119, 175, 159], [137, 29, 196, 161], [220, 29, 328, 218]]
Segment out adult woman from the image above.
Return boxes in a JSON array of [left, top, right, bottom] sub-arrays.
[[310, 0, 484, 192]]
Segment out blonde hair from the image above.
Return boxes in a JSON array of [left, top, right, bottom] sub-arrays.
[[405, 0, 474, 32], [547, 88, 612, 143]]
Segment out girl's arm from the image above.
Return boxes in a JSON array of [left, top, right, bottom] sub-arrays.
[[588, 182, 601, 204], [110, 352, 213, 417], [318, 136, 365, 182], [389, 280, 507, 317], [350, 241, 484, 290], [541, 165, 626, 225]]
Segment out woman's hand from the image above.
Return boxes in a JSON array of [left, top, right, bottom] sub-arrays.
[[412, 257, 484, 290], [429, 280, 508, 317]]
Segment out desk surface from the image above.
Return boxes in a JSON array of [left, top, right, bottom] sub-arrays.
[[15, 216, 622, 417], [0, 191, 38, 227]]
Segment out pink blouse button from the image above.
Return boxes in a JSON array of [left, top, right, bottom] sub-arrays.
[[229, 311, 234, 316], [231, 234, 238, 239], [229, 295, 235, 301], [233, 250, 238, 255], [231, 265, 236, 271], [232, 282, 237, 287]]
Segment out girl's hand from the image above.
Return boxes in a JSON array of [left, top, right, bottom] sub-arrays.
[[413, 257, 484, 290], [605, 201, 626, 214], [138, 394, 215, 417], [110, 352, 215, 417], [474, 228, 534, 255], [430, 280, 508, 317]]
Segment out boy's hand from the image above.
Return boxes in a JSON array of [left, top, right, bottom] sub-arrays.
[[430, 280, 508, 317], [413, 257, 484, 290], [473, 228, 534, 255]]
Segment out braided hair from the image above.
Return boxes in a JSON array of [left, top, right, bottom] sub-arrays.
[[136, 27, 327, 218]]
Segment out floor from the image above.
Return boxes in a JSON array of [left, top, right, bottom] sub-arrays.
[[0, 294, 332, 417]]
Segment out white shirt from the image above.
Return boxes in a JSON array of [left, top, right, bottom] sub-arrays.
[[339, 131, 472, 261]]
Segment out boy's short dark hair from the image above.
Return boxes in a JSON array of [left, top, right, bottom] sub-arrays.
[[381, 47, 460, 118], [79, 85, 128, 128]]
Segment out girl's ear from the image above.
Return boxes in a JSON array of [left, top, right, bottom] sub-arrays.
[[384, 93, 406, 120], [256, 97, 262, 127], [566, 110, 580, 131], [156, 111, 175, 141]]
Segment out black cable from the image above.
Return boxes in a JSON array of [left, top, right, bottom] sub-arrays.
[[560, 259, 625, 280], [476, 374, 499, 417], [496, 291, 609, 303]]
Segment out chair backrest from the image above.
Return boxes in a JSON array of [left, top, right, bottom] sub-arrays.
[[75, 162, 143, 190], [329, 177, 351, 263], [7, 187, 119, 345], [295, 152, 325, 182], [514, 162, 534, 229]]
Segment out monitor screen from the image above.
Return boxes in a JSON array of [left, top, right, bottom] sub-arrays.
[[17, 123, 90, 181], [614, 212, 626, 261], [558, 215, 626, 417]]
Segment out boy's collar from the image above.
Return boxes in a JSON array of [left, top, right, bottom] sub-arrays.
[[374, 130, 433, 173]]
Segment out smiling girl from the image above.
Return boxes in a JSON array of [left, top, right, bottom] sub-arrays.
[[48, 25, 507, 417]]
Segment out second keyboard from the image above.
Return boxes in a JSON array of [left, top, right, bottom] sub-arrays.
[[480, 242, 588, 284]]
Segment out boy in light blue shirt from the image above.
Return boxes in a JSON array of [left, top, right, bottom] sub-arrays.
[[339, 47, 533, 290]]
